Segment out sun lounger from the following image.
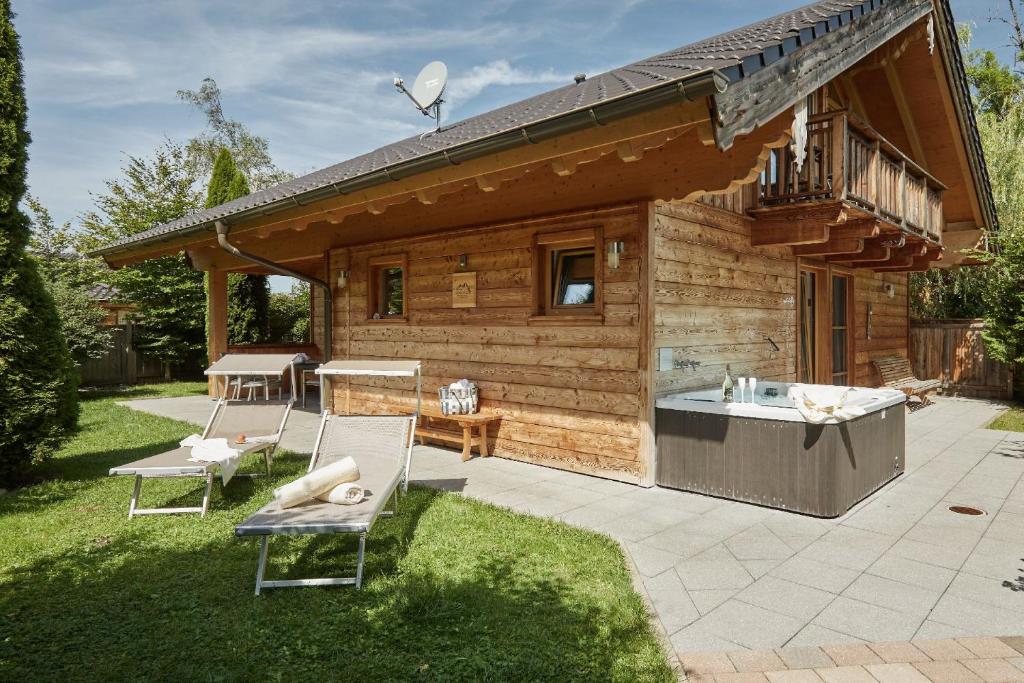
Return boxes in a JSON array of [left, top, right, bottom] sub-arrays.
[[109, 399, 292, 518], [234, 413, 416, 594]]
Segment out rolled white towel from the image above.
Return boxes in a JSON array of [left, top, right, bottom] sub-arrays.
[[273, 456, 360, 509], [316, 482, 365, 505], [787, 385, 867, 423]]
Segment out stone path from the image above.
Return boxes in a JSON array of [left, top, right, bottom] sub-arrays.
[[681, 636, 1024, 682], [125, 394, 1024, 658]]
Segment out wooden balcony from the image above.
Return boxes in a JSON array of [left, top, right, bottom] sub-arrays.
[[753, 111, 945, 244]]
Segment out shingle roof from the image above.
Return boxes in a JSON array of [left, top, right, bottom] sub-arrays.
[[86, 283, 121, 301], [92, 0, 942, 255]]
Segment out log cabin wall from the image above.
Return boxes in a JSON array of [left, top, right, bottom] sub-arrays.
[[853, 270, 909, 387], [322, 203, 649, 484], [653, 199, 798, 396]]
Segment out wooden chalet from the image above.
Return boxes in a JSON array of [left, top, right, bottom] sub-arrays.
[[93, 0, 996, 486]]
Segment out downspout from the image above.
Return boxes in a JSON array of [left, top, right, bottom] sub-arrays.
[[214, 220, 332, 362]]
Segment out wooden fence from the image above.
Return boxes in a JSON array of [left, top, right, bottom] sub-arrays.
[[909, 319, 1014, 400], [78, 323, 165, 386]]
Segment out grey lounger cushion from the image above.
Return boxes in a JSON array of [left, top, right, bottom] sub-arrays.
[[109, 441, 271, 477], [235, 450, 403, 536]]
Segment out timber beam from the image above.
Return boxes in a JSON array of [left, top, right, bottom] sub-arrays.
[[791, 237, 864, 257], [829, 219, 881, 240], [749, 202, 849, 246], [752, 222, 829, 246], [830, 241, 890, 264]]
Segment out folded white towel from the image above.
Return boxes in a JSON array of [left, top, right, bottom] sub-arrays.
[[273, 456, 361, 509], [181, 434, 243, 484], [316, 482, 365, 505], [787, 386, 868, 424]]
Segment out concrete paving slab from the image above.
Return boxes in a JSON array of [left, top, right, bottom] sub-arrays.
[[123, 394, 1024, 656]]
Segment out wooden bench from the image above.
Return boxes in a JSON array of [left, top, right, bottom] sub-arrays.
[[413, 407, 498, 461], [872, 355, 942, 405]]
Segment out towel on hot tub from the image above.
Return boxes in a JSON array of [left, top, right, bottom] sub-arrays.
[[787, 385, 867, 424]]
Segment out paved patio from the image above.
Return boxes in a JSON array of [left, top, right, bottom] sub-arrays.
[[124, 395, 1024, 658]]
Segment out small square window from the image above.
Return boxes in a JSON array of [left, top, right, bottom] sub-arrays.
[[533, 227, 603, 319], [368, 255, 407, 321], [552, 248, 596, 307]]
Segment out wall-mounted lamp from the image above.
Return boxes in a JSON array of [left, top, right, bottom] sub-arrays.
[[458, 254, 468, 269], [607, 240, 626, 271], [884, 283, 896, 299], [336, 270, 349, 290]]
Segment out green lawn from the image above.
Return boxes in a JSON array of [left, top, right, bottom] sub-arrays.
[[989, 403, 1024, 432], [0, 383, 671, 682]]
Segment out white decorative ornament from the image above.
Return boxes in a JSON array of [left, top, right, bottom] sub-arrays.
[[927, 15, 935, 54], [791, 98, 809, 174]]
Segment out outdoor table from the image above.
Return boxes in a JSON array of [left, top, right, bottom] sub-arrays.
[[205, 353, 304, 402]]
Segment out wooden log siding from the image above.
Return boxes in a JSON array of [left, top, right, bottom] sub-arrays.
[[854, 270, 908, 387], [653, 201, 798, 395], [325, 204, 648, 483]]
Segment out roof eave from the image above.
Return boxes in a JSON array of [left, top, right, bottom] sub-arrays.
[[90, 69, 728, 262]]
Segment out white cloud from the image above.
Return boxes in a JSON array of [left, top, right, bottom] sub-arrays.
[[444, 60, 570, 108]]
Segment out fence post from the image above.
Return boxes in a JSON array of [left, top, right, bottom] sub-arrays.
[[124, 321, 137, 385]]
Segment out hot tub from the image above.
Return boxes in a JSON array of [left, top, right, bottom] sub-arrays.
[[655, 382, 906, 517]]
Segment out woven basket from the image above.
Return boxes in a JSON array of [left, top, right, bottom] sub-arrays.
[[438, 384, 479, 415]]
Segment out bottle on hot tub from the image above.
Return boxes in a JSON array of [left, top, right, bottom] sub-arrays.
[[722, 364, 734, 403]]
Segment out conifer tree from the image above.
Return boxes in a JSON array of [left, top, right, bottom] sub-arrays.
[[205, 148, 269, 345], [0, 0, 78, 485]]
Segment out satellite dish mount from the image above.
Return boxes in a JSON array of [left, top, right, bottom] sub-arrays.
[[394, 61, 448, 134]]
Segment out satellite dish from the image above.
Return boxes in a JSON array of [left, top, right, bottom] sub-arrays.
[[394, 60, 448, 134], [411, 61, 447, 110]]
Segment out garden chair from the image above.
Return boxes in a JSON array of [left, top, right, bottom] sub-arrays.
[[234, 412, 416, 594], [109, 399, 292, 518]]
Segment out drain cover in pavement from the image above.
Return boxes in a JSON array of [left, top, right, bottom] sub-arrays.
[[948, 505, 985, 516]]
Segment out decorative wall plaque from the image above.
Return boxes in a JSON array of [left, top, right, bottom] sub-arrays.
[[452, 271, 477, 308]]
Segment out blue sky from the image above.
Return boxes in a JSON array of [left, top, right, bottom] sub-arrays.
[[15, 0, 1015, 235]]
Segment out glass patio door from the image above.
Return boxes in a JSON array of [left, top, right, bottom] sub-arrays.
[[831, 273, 851, 385], [798, 265, 853, 385]]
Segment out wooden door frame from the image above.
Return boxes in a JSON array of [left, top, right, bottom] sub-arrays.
[[796, 259, 856, 385], [829, 265, 856, 386]]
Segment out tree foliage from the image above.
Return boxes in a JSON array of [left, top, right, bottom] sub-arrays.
[[178, 78, 292, 191], [977, 101, 1024, 366], [911, 22, 1024, 372], [0, 0, 78, 485], [78, 141, 206, 369], [205, 148, 271, 345], [25, 196, 111, 363], [268, 281, 311, 344]]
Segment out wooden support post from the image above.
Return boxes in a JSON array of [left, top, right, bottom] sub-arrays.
[[637, 201, 657, 487], [830, 113, 847, 201], [207, 270, 228, 397], [124, 320, 137, 385]]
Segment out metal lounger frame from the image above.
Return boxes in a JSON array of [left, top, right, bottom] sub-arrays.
[[124, 399, 292, 518], [248, 411, 416, 594]]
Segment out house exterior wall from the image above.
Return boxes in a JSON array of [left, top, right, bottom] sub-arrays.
[[854, 270, 909, 387], [653, 200, 798, 396], [652, 196, 910, 395], [321, 203, 650, 484]]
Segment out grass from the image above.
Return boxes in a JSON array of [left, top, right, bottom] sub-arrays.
[[0, 383, 671, 682], [989, 403, 1024, 432]]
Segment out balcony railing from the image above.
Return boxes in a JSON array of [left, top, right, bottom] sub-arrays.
[[758, 111, 945, 240]]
